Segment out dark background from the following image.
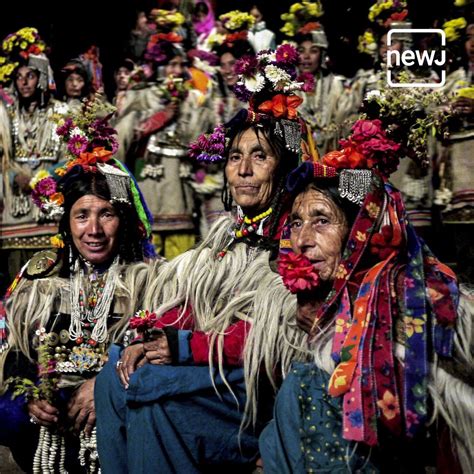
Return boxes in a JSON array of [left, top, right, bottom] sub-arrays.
[[1, 0, 455, 97]]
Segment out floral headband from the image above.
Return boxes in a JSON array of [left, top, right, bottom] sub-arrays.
[[189, 44, 313, 163], [30, 96, 153, 251]]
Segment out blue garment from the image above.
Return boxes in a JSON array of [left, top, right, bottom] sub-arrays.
[[259, 362, 377, 474], [95, 344, 260, 474]]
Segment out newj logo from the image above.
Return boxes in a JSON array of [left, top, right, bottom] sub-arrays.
[[386, 29, 446, 88]]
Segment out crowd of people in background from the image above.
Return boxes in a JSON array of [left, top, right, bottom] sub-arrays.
[[0, 0, 473, 473]]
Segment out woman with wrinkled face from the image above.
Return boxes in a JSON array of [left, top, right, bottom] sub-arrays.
[[94, 117, 309, 473]]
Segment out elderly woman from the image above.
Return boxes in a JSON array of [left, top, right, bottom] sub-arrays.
[[0, 101, 153, 472], [94, 45, 315, 473], [259, 150, 473, 472]]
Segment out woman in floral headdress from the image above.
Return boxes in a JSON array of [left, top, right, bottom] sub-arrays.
[[114, 12, 213, 259], [0, 97, 154, 472], [281, 2, 354, 156], [94, 44, 317, 473], [258, 116, 473, 473], [0, 27, 68, 290]]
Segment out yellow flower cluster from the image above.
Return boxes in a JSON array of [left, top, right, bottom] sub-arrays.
[[368, 1, 394, 22], [219, 10, 255, 32], [456, 87, 474, 100], [357, 30, 377, 55], [154, 9, 185, 30], [454, 0, 467, 6], [2, 27, 44, 54], [443, 17, 467, 42], [50, 234, 65, 249], [280, 1, 324, 37], [0, 61, 17, 84]]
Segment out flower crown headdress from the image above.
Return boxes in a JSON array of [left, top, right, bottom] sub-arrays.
[[368, 0, 409, 27], [189, 44, 315, 163], [0, 27, 54, 90], [280, 1, 324, 37], [219, 10, 255, 32], [30, 95, 153, 250]]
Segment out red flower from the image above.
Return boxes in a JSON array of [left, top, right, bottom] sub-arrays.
[[351, 119, 384, 142], [298, 22, 321, 35], [278, 252, 320, 294], [129, 310, 158, 333], [370, 225, 399, 260]]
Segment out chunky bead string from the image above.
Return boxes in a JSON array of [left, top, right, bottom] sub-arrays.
[[217, 207, 273, 260]]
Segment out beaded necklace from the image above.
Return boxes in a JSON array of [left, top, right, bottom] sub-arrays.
[[69, 256, 119, 347], [217, 206, 273, 260]]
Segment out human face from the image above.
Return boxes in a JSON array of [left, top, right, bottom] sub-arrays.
[[225, 128, 280, 215], [65, 73, 85, 98], [15, 66, 39, 99], [289, 188, 348, 281], [250, 6, 263, 23], [164, 56, 185, 78], [297, 41, 321, 74], [220, 52, 237, 87], [465, 24, 474, 63], [379, 34, 402, 63], [115, 67, 131, 91], [70, 195, 120, 265]]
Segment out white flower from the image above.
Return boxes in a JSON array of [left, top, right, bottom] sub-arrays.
[[257, 51, 276, 63], [264, 65, 291, 90], [365, 89, 382, 101], [244, 73, 265, 93], [70, 126, 85, 137], [43, 202, 65, 217]]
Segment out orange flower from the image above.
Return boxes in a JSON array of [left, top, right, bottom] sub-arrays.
[[258, 94, 303, 120], [55, 167, 67, 177], [77, 147, 113, 167], [377, 390, 400, 420], [298, 22, 321, 35], [50, 192, 64, 206], [322, 147, 366, 170]]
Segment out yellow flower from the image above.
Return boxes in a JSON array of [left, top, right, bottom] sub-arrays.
[[30, 169, 50, 188], [366, 202, 380, 219], [456, 87, 474, 100], [404, 316, 425, 338], [50, 234, 64, 249], [443, 17, 467, 42], [356, 231, 366, 242], [454, 0, 467, 6], [55, 167, 67, 177], [20, 41, 27, 49], [289, 3, 303, 14], [377, 390, 399, 420], [333, 374, 347, 389]]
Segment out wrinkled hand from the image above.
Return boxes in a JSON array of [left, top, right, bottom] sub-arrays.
[[67, 378, 96, 435], [296, 293, 321, 334], [14, 173, 32, 193], [453, 97, 474, 117], [143, 335, 171, 365], [27, 399, 59, 428], [116, 343, 145, 388]]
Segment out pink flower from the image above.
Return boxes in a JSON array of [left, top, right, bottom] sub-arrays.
[[234, 55, 258, 76], [35, 177, 57, 197], [351, 119, 384, 142], [56, 118, 73, 136], [297, 72, 315, 92], [275, 44, 299, 65], [278, 252, 320, 294], [68, 134, 89, 156], [129, 310, 158, 333]]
